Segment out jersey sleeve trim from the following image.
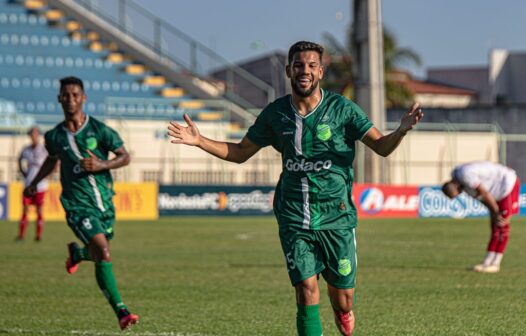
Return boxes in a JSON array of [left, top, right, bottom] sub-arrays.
[[358, 123, 374, 141]]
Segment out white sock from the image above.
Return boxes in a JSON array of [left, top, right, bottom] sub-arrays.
[[483, 252, 497, 266], [492, 253, 504, 266]]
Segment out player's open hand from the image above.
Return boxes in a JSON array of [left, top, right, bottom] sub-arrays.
[[168, 114, 201, 146], [398, 103, 423, 135], [491, 212, 507, 227], [81, 150, 105, 172]]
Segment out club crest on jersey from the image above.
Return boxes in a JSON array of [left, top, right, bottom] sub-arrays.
[[86, 137, 97, 150], [338, 258, 352, 276], [316, 124, 331, 141]]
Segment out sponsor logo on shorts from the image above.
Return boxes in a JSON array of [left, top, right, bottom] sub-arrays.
[[285, 159, 332, 172], [338, 258, 352, 276], [82, 218, 92, 230]]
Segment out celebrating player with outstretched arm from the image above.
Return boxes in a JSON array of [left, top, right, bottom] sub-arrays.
[[169, 41, 423, 336], [24, 76, 139, 330]]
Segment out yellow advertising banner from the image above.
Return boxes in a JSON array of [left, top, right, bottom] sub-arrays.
[[8, 182, 65, 221], [8, 182, 158, 221], [113, 182, 158, 220]]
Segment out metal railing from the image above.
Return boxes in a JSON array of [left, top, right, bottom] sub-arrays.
[[72, 0, 275, 108]]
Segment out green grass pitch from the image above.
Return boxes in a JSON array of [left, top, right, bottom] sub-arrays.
[[1, 216, 526, 335]]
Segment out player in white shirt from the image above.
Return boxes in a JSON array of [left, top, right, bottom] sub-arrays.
[[17, 126, 49, 241], [442, 161, 520, 273]]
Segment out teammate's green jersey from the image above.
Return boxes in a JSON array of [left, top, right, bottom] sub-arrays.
[[247, 89, 373, 230], [44, 115, 124, 214]]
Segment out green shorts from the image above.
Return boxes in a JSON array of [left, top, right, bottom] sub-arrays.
[[66, 210, 115, 245], [279, 226, 357, 288]]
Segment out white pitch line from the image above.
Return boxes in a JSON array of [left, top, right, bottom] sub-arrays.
[[0, 329, 212, 336]]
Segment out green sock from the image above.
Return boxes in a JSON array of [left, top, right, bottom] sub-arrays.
[[73, 246, 91, 263], [297, 304, 323, 336], [95, 262, 128, 316]]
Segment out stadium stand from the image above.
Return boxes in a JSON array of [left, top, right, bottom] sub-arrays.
[[0, 0, 258, 127]]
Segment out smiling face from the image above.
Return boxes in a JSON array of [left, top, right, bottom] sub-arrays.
[[286, 50, 324, 98], [58, 84, 86, 117]]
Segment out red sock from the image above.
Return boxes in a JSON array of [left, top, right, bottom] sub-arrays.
[[18, 214, 28, 239], [495, 223, 510, 253]]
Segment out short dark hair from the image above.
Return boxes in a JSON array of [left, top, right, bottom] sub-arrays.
[[27, 125, 40, 135], [288, 41, 324, 64], [441, 181, 460, 199], [59, 76, 84, 92]]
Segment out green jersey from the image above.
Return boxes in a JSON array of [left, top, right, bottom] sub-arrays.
[[45, 115, 124, 214], [247, 90, 373, 230]]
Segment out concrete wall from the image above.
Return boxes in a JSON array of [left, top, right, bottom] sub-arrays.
[[388, 106, 526, 181]]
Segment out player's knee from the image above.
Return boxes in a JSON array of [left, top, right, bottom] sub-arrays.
[[295, 281, 319, 304], [335, 297, 353, 312], [89, 244, 112, 262], [101, 247, 112, 262]]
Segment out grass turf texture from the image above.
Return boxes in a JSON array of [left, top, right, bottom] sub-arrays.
[[1, 217, 526, 335]]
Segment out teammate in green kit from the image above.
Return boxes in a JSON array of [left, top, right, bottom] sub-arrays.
[[24, 76, 139, 330], [168, 41, 423, 335]]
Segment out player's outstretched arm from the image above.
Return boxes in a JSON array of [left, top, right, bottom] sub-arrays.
[[361, 103, 423, 157], [168, 114, 261, 164], [24, 156, 58, 196]]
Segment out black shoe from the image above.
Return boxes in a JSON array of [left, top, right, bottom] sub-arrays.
[[65, 242, 81, 274]]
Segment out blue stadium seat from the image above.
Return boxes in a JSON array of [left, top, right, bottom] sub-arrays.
[[0, 0, 223, 126]]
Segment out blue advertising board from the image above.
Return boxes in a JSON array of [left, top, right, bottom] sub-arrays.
[[159, 185, 275, 216], [520, 184, 526, 216], [418, 186, 488, 218], [0, 184, 7, 220]]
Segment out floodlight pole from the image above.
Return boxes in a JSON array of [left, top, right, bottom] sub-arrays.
[[352, 0, 386, 184]]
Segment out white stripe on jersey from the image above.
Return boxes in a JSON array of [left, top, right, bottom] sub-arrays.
[[301, 177, 311, 229], [294, 114, 303, 156], [66, 125, 106, 213], [289, 91, 327, 229], [353, 228, 357, 267], [88, 175, 106, 212]]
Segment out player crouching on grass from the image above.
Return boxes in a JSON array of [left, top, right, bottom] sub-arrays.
[[168, 41, 423, 336], [442, 161, 520, 273], [23, 76, 139, 330]]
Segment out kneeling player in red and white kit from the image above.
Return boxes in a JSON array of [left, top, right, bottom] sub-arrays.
[[17, 126, 49, 241], [442, 161, 520, 273]]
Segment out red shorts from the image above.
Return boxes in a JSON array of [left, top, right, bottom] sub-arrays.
[[497, 178, 520, 219], [23, 191, 45, 207]]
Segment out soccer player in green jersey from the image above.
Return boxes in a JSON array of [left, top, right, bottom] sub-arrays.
[[24, 76, 139, 330], [168, 41, 423, 336]]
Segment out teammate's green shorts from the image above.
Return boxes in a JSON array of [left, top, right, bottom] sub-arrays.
[[66, 210, 115, 245], [279, 226, 357, 288]]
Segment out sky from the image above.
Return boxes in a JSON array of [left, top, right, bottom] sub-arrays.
[[133, 0, 526, 78]]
